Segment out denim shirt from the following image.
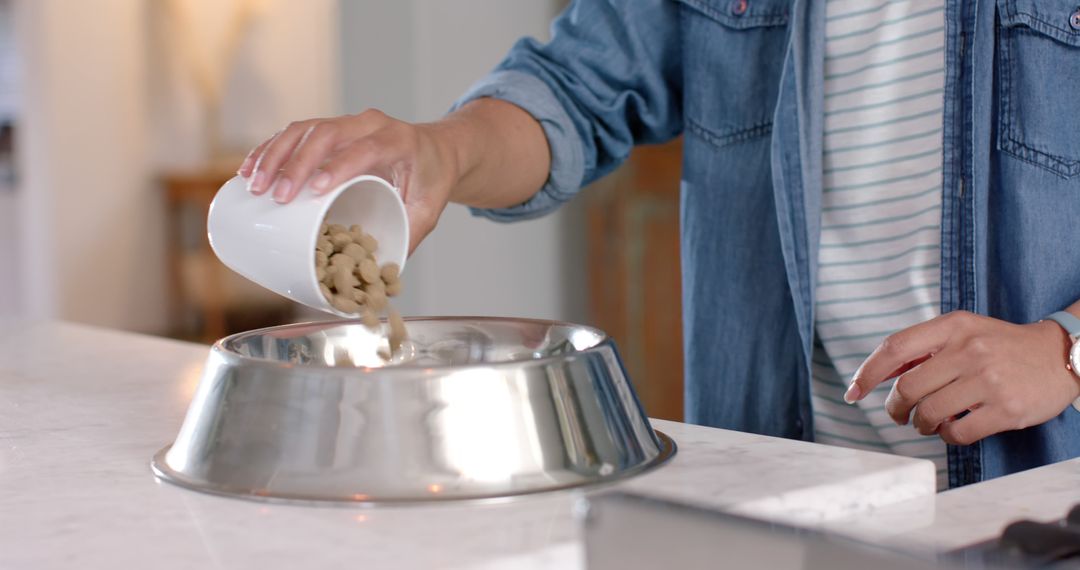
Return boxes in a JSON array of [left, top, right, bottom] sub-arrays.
[[455, 0, 1080, 488]]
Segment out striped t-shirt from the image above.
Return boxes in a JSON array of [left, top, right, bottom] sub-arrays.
[[813, 0, 948, 489]]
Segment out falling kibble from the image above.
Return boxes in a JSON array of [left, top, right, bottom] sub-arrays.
[[388, 308, 406, 354], [315, 220, 408, 357]]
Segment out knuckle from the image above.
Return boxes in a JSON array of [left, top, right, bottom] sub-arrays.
[[879, 334, 905, 357], [944, 310, 978, 333], [306, 121, 333, 140], [893, 377, 916, 403], [980, 366, 1003, 390], [915, 420, 936, 436], [884, 398, 904, 423], [280, 159, 306, 178], [357, 108, 388, 123], [964, 336, 991, 358], [951, 309, 975, 323], [914, 401, 937, 426]]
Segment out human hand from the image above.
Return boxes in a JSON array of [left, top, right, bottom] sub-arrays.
[[237, 110, 459, 255], [845, 310, 1080, 445]]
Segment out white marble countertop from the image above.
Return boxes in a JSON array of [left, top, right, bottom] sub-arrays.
[[0, 320, 937, 569], [823, 456, 1080, 554]]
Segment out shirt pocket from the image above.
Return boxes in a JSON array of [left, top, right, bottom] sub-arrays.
[[997, 0, 1080, 178], [677, 0, 791, 149]]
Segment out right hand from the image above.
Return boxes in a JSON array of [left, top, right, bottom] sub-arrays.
[[237, 109, 459, 255]]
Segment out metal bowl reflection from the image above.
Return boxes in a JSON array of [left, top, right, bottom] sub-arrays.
[[152, 317, 675, 504]]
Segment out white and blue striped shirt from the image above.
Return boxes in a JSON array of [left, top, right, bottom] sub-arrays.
[[814, 0, 948, 490]]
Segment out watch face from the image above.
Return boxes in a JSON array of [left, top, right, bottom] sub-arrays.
[[1070, 340, 1080, 377]]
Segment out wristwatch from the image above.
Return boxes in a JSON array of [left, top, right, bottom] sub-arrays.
[[1045, 311, 1080, 412]]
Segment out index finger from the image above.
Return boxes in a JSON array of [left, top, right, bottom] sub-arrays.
[[845, 311, 966, 403]]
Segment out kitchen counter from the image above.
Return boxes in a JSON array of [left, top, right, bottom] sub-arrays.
[[0, 320, 939, 569], [822, 455, 1080, 555]]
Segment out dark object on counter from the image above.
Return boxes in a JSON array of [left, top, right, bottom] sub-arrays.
[[0, 121, 15, 188], [582, 492, 975, 570], [954, 503, 1080, 568], [1001, 521, 1080, 563]]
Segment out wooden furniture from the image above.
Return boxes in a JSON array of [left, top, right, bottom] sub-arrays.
[[161, 164, 295, 342], [584, 139, 684, 421]]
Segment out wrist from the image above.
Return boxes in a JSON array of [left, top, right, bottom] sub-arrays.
[[1038, 318, 1074, 365], [433, 102, 493, 205], [419, 119, 466, 198], [1041, 313, 1080, 408]]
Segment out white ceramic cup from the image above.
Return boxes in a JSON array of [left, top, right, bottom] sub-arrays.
[[207, 174, 409, 317]]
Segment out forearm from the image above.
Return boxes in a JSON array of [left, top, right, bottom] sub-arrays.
[[430, 98, 551, 210]]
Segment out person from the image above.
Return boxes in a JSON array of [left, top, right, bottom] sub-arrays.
[[237, 0, 1080, 489]]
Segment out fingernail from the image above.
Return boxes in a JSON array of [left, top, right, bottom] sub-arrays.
[[310, 170, 332, 191], [271, 178, 293, 203], [843, 383, 862, 404], [248, 171, 266, 194]]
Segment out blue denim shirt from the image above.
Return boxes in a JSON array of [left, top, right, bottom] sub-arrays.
[[455, 0, 1080, 488]]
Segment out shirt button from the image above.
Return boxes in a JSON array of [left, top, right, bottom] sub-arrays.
[[1071, 9, 1080, 30], [732, 0, 748, 16]]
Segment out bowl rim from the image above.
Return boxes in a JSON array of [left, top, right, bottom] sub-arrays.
[[212, 315, 614, 373]]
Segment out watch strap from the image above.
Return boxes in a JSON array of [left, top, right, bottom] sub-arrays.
[[1047, 311, 1080, 338]]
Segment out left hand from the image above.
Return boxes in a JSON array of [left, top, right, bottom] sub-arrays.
[[845, 310, 1080, 445]]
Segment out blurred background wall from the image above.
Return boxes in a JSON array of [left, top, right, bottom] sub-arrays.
[[1, 0, 585, 334], [0, 0, 16, 318], [338, 0, 587, 323], [0, 0, 683, 419]]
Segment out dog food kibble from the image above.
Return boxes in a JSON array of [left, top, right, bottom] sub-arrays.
[[331, 294, 360, 314], [358, 233, 378, 253], [362, 308, 380, 329], [342, 242, 367, 260], [380, 263, 399, 282], [333, 267, 358, 294], [329, 253, 357, 271], [315, 220, 408, 357], [329, 232, 352, 252], [358, 258, 380, 284], [348, 224, 364, 241], [366, 281, 387, 310], [388, 307, 406, 353]]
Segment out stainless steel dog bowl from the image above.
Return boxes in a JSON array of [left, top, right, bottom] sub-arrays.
[[152, 317, 675, 504]]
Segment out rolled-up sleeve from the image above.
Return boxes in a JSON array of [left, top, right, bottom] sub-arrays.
[[451, 0, 683, 223], [452, 70, 585, 222]]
